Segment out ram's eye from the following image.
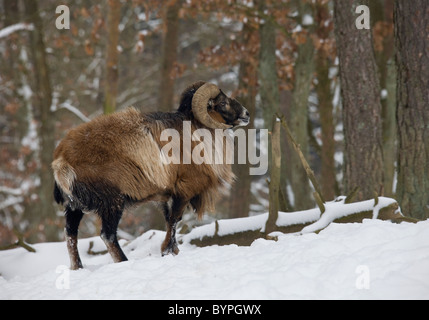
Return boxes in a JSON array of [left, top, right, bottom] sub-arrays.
[[220, 102, 226, 107]]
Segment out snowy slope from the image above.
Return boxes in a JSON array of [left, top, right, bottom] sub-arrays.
[[1, 219, 429, 300]]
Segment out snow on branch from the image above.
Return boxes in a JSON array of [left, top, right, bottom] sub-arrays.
[[183, 197, 419, 248], [0, 23, 34, 40], [52, 102, 91, 123]]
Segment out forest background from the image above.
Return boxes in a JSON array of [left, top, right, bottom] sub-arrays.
[[0, 0, 428, 245]]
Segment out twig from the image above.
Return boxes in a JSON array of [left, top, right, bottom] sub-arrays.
[[0, 229, 36, 253]]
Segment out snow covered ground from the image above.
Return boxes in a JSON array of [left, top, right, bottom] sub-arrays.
[[1, 218, 429, 300]]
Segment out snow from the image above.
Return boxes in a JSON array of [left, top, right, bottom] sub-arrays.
[[302, 14, 314, 26], [1, 217, 429, 300], [300, 196, 398, 233]]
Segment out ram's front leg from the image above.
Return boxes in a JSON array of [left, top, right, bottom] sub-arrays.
[[161, 196, 186, 256]]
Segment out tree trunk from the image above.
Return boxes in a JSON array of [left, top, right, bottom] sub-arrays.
[[334, 0, 384, 201], [228, 23, 257, 219], [158, 0, 182, 112], [104, 0, 122, 115], [315, 1, 336, 201], [394, 0, 429, 219], [257, 0, 281, 216], [288, 0, 315, 210], [23, 0, 57, 241], [370, 0, 396, 197], [3, 0, 19, 27], [257, 0, 280, 129]]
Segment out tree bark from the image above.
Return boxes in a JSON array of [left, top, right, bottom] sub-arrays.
[[334, 0, 384, 201], [158, 0, 182, 112], [104, 0, 122, 115], [394, 0, 429, 219]]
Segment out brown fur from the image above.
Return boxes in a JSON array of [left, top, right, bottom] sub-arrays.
[[54, 107, 234, 218]]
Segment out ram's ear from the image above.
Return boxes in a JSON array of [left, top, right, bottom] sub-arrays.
[[192, 83, 232, 130]]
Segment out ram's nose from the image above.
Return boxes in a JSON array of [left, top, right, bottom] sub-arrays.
[[236, 108, 250, 127]]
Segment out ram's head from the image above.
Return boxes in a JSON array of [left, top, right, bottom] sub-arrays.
[[192, 82, 250, 130]]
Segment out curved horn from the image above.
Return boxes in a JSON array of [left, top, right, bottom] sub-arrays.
[[192, 83, 232, 130]]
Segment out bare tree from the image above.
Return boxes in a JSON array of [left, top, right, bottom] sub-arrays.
[[334, 0, 384, 201], [23, 0, 57, 241], [394, 0, 429, 219]]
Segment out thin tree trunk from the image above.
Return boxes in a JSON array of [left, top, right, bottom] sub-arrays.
[[4, 0, 19, 27], [23, 0, 57, 241], [334, 0, 384, 201], [104, 0, 122, 114], [158, 0, 181, 112], [257, 0, 281, 216], [315, 1, 336, 201], [371, 0, 396, 197], [394, 0, 429, 219], [288, 0, 315, 210], [257, 0, 280, 130]]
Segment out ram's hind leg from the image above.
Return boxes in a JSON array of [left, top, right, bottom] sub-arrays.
[[65, 207, 84, 270], [100, 209, 128, 263], [161, 196, 186, 256]]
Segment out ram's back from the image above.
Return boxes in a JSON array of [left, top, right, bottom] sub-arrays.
[[53, 108, 174, 202]]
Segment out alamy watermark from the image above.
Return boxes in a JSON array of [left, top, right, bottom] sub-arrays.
[[355, 5, 370, 30], [355, 265, 370, 290], [160, 122, 268, 176], [55, 5, 70, 30], [55, 4, 371, 31]]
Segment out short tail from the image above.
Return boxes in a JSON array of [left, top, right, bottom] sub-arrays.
[[52, 157, 76, 206]]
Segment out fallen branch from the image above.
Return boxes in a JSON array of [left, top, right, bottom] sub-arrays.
[[182, 197, 420, 248], [0, 229, 36, 253], [87, 241, 108, 256]]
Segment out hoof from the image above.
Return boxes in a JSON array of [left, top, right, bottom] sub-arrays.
[[161, 244, 180, 257]]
